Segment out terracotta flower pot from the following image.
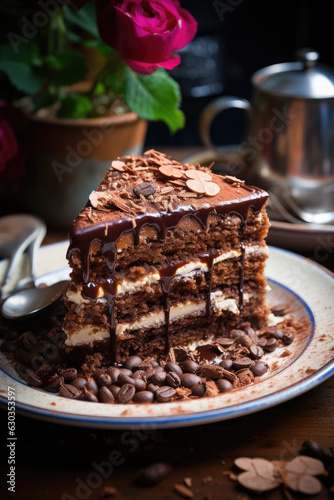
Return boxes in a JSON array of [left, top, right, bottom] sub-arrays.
[[25, 112, 147, 229]]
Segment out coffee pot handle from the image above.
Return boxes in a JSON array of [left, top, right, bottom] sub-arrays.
[[199, 96, 252, 172]]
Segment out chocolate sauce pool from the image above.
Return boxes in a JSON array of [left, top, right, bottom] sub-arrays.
[[68, 193, 267, 365]]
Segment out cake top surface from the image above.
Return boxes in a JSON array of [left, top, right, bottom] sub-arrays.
[[68, 149, 269, 280], [71, 149, 268, 234]]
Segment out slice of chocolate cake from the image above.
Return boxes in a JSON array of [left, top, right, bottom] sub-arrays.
[[64, 149, 270, 365]]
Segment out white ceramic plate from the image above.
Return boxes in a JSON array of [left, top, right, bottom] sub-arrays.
[[0, 243, 334, 429]]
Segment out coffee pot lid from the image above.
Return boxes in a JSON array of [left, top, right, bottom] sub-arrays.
[[252, 49, 334, 99]]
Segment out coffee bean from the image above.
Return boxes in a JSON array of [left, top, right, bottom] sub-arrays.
[[173, 347, 188, 362], [250, 361, 268, 377], [147, 383, 159, 394], [232, 357, 252, 370], [219, 359, 233, 371], [272, 328, 284, 340], [238, 336, 253, 348], [132, 369, 146, 380], [30, 354, 45, 370], [97, 373, 112, 387], [166, 371, 181, 388], [71, 377, 87, 390], [321, 447, 334, 466], [22, 331, 37, 351], [155, 386, 175, 402], [45, 375, 64, 392], [99, 386, 115, 404], [216, 379, 233, 393], [132, 377, 146, 392], [136, 362, 152, 371], [230, 329, 246, 339], [117, 384, 135, 404], [85, 378, 98, 396], [180, 373, 201, 389], [150, 360, 160, 368], [150, 371, 167, 386], [133, 391, 154, 404], [92, 368, 106, 381], [191, 383, 206, 397], [254, 337, 267, 348], [59, 367, 78, 382], [133, 181, 156, 198], [249, 344, 264, 360], [107, 367, 121, 383], [152, 365, 164, 373], [21, 367, 42, 387], [84, 389, 99, 403], [180, 360, 199, 374], [0, 340, 17, 353], [118, 373, 135, 386], [118, 367, 133, 377], [219, 337, 235, 347], [271, 305, 288, 316], [142, 366, 155, 380], [59, 384, 80, 399], [109, 385, 120, 398], [136, 462, 171, 486], [14, 348, 34, 364], [244, 326, 256, 338], [300, 440, 322, 459], [283, 332, 294, 345], [123, 355, 142, 370], [264, 338, 277, 352], [165, 362, 183, 377]]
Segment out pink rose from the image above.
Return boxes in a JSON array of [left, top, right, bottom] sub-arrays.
[[96, 0, 197, 75], [0, 101, 26, 182], [0, 119, 18, 173]]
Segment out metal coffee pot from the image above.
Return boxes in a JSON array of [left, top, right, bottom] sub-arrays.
[[200, 49, 334, 224]]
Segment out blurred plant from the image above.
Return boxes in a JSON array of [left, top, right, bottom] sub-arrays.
[[0, 0, 197, 133]]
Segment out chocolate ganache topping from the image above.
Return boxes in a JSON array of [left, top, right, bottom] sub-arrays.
[[67, 150, 268, 365]]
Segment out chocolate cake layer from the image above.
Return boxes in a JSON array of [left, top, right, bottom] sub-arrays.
[[63, 149, 270, 364], [67, 295, 268, 364]]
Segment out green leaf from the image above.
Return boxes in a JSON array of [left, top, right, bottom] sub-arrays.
[[122, 67, 184, 133], [0, 44, 42, 94], [63, 4, 99, 38], [32, 93, 58, 112], [57, 94, 92, 118], [104, 64, 126, 95], [46, 50, 87, 86]]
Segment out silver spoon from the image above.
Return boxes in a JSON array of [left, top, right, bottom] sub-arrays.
[[1, 218, 69, 319], [1, 280, 69, 319], [0, 214, 46, 298]]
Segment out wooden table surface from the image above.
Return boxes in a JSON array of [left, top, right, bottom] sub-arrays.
[[1, 147, 333, 500]]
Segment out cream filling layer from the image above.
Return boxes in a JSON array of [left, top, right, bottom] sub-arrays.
[[64, 291, 254, 347], [66, 244, 268, 305]]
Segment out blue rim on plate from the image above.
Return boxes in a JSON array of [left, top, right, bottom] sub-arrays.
[[0, 245, 333, 429]]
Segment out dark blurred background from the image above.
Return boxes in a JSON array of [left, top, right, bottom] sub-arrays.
[[146, 0, 334, 147]]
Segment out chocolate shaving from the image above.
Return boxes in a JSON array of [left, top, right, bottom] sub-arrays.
[[204, 380, 219, 397], [160, 186, 174, 195], [199, 363, 225, 380]]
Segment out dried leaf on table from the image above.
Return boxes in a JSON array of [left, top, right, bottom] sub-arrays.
[[282, 456, 325, 495], [235, 457, 282, 492]]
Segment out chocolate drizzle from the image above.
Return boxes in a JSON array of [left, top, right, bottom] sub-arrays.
[[81, 279, 118, 365], [67, 163, 268, 365], [201, 252, 219, 316], [239, 242, 246, 313]]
